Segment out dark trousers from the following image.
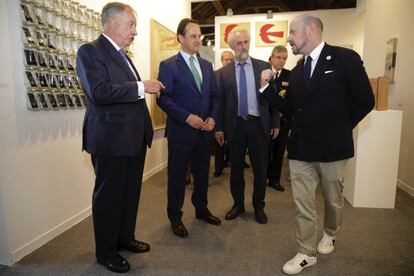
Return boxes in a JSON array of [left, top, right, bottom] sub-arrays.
[[167, 136, 211, 223], [213, 139, 228, 173], [268, 119, 290, 182], [91, 147, 146, 260], [228, 117, 268, 209]]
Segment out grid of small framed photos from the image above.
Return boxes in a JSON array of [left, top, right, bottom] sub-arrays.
[[20, 0, 100, 110]]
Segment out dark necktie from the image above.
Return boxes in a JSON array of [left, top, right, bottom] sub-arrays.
[[118, 49, 139, 80], [275, 71, 279, 79], [303, 55, 312, 85], [118, 49, 129, 65], [239, 62, 248, 119]]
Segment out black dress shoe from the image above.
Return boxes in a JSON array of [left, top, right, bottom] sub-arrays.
[[213, 170, 222, 177], [97, 253, 130, 273], [268, 180, 285, 192], [196, 210, 221, 225], [225, 206, 245, 220], [118, 240, 150, 253], [243, 161, 250, 168], [254, 209, 268, 224], [171, 221, 188, 238]]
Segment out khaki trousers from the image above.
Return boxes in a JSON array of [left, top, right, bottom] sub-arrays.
[[289, 159, 348, 255]]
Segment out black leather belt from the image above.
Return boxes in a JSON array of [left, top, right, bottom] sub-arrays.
[[242, 115, 259, 120]]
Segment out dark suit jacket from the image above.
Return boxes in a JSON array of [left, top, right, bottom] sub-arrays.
[[262, 44, 374, 162], [76, 34, 153, 156], [216, 57, 278, 142], [157, 53, 219, 144], [272, 68, 291, 127]]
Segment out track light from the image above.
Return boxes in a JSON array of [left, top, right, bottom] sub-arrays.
[[266, 10, 273, 19]]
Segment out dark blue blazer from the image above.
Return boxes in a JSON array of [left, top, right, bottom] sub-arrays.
[[262, 44, 374, 162], [76, 34, 153, 156], [157, 53, 219, 144]]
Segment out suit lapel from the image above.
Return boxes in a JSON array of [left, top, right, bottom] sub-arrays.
[[98, 35, 139, 81], [251, 58, 261, 95], [307, 44, 332, 92], [125, 55, 141, 81], [228, 62, 237, 96], [176, 53, 200, 94], [296, 44, 333, 105], [199, 57, 208, 93]]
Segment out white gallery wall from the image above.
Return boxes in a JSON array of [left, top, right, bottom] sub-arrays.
[[214, 9, 364, 70], [361, 0, 414, 197], [0, 0, 190, 265], [1, 0, 413, 267]]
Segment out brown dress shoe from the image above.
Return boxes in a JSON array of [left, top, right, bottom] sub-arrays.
[[196, 209, 221, 225], [225, 206, 245, 220], [171, 221, 188, 238], [254, 209, 268, 224]]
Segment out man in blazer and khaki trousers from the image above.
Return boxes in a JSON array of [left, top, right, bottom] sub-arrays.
[[260, 14, 374, 274]]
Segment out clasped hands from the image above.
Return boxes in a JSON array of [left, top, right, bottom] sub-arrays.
[[187, 115, 215, 131]]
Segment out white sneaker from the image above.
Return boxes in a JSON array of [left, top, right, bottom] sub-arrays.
[[317, 231, 336, 255], [282, 253, 317, 274]]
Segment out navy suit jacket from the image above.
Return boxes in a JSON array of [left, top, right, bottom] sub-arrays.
[[76, 34, 153, 156], [157, 53, 219, 144], [216, 57, 279, 142], [262, 44, 374, 162]]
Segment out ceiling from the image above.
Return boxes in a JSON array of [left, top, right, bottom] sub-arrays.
[[191, 0, 357, 46]]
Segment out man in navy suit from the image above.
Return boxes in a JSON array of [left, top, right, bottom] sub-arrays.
[[76, 2, 164, 273], [157, 18, 221, 238], [260, 15, 374, 274], [215, 29, 279, 225]]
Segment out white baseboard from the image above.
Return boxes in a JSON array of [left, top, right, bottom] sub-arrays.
[[143, 161, 167, 181], [397, 179, 414, 197], [10, 207, 92, 264], [7, 162, 167, 265]]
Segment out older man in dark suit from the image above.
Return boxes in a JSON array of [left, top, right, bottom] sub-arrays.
[[157, 18, 221, 239], [215, 29, 279, 224], [76, 2, 164, 273], [260, 15, 374, 274]]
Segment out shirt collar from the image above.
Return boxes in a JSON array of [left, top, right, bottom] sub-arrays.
[[235, 56, 252, 66], [102, 33, 122, 51], [306, 41, 325, 62], [180, 50, 198, 62]]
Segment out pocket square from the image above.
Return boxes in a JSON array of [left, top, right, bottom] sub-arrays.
[[324, 70, 334, 74]]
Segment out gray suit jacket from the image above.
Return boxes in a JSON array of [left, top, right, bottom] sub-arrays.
[[216, 57, 278, 142]]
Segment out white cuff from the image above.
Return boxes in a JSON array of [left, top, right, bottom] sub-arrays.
[[259, 83, 269, 93], [137, 81, 145, 99]]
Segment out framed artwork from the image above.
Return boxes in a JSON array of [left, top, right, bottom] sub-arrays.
[[220, 22, 250, 48], [255, 21, 288, 47], [384, 38, 397, 83], [150, 19, 180, 129]]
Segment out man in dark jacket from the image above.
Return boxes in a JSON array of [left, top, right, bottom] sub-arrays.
[[267, 45, 291, 192], [260, 14, 374, 274], [215, 29, 279, 224], [76, 2, 163, 273]]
